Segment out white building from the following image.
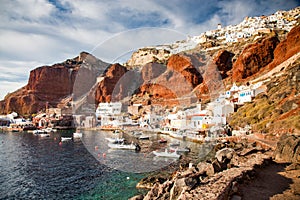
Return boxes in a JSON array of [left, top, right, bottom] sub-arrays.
[[238, 88, 254, 104], [139, 112, 162, 128], [84, 116, 96, 128], [190, 110, 212, 130], [95, 102, 122, 126]]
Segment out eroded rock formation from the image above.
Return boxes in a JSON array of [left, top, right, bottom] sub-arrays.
[[267, 25, 300, 70], [232, 35, 280, 82], [0, 52, 108, 115]]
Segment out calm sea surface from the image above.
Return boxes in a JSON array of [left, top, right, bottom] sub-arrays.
[[0, 130, 146, 200], [0, 129, 214, 199]]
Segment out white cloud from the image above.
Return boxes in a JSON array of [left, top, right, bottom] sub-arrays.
[[0, 0, 54, 20]]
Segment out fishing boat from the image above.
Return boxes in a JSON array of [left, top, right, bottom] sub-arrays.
[[105, 137, 125, 143], [108, 142, 140, 151], [153, 149, 181, 158], [61, 137, 72, 142], [73, 132, 83, 138]]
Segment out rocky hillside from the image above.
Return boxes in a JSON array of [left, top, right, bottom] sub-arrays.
[[229, 55, 300, 134], [1, 8, 299, 117], [0, 52, 109, 115]]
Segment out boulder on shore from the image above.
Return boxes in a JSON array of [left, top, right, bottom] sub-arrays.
[[274, 134, 300, 164]]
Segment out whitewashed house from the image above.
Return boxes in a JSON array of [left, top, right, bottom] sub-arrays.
[[95, 102, 122, 126], [165, 111, 187, 130], [84, 116, 95, 128], [190, 110, 212, 130], [139, 112, 162, 128], [238, 88, 254, 104]]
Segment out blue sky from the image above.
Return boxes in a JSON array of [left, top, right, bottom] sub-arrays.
[[0, 0, 299, 100]]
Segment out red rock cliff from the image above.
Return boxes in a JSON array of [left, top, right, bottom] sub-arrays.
[[94, 63, 128, 103], [232, 35, 280, 82], [0, 52, 108, 115], [267, 25, 300, 70]]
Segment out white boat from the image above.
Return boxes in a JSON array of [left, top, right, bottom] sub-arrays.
[[43, 127, 57, 133], [170, 146, 191, 153], [61, 137, 72, 142], [39, 133, 50, 137], [33, 129, 50, 137], [108, 142, 140, 150], [33, 130, 50, 137], [153, 149, 181, 159], [169, 142, 180, 147], [105, 137, 125, 143], [33, 129, 44, 134], [139, 135, 150, 140], [73, 132, 83, 138]]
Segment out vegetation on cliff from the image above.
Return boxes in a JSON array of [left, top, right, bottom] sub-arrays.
[[229, 57, 300, 134]]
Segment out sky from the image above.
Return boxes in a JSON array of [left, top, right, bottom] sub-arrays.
[[0, 0, 299, 100]]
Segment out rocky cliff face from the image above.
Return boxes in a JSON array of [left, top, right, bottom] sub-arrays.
[[1, 22, 299, 115], [132, 54, 204, 106], [94, 63, 128, 103], [232, 35, 280, 82], [26, 65, 76, 100], [0, 52, 108, 115], [267, 25, 300, 70], [229, 56, 300, 133], [125, 48, 171, 67], [0, 65, 78, 115]]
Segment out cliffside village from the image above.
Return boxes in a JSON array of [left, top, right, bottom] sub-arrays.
[[2, 7, 298, 137], [1, 81, 266, 140], [127, 7, 299, 66]]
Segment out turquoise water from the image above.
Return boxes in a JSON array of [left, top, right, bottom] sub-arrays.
[[0, 130, 146, 199], [0, 129, 213, 199]]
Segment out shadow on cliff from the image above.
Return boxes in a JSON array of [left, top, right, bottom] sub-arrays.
[[237, 162, 292, 200]]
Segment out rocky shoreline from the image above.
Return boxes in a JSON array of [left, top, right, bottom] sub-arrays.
[[130, 133, 300, 200]]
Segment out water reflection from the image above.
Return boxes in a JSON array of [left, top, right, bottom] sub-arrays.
[[81, 130, 213, 173]]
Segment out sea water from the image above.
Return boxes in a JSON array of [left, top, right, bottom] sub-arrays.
[[0, 129, 214, 199], [0, 130, 146, 200]]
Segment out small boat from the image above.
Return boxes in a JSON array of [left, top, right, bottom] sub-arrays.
[[108, 142, 140, 151], [105, 137, 125, 143], [61, 137, 72, 142], [158, 138, 167, 143], [33, 130, 50, 137], [33, 129, 46, 135], [39, 133, 50, 137], [139, 135, 150, 140], [23, 125, 37, 131], [153, 149, 181, 158], [11, 128, 20, 132], [169, 146, 191, 153], [73, 132, 83, 138], [169, 142, 180, 147], [43, 127, 57, 133]]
